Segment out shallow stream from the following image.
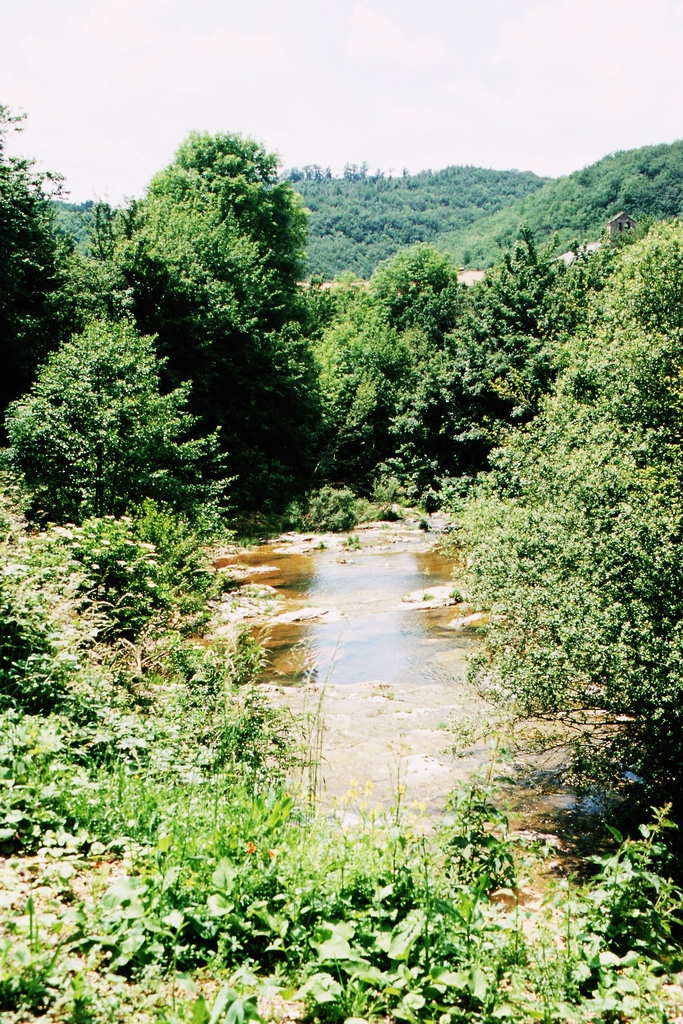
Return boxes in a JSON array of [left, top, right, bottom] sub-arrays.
[[216, 516, 492, 810]]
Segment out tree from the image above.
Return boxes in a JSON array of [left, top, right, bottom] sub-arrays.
[[0, 107, 72, 426], [389, 230, 610, 496], [99, 131, 320, 507], [5, 320, 223, 523], [462, 223, 683, 814]]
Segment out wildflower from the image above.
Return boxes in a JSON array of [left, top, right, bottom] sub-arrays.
[[269, 849, 277, 860], [246, 841, 256, 854]]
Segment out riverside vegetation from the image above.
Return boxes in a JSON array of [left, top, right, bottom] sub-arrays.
[[3, 104, 683, 1021]]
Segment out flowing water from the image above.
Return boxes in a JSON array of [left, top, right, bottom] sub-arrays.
[[216, 516, 493, 811], [216, 516, 576, 838]]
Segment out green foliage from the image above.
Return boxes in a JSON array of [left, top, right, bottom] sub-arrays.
[[0, 107, 75, 421], [299, 486, 359, 532], [95, 131, 321, 508], [290, 165, 546, 278], [314, 235, 613, 499], [446, 139, 683, 267], [52, 199, 93, 253], [461, 222, 683, 808], [0, 507, 88, 715], [5, 319, 224, 524], [0, 484, 681, 1023], [0, 494, 219, 719]]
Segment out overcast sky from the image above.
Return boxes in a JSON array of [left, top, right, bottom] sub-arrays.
[[3, 0, 683, 203]]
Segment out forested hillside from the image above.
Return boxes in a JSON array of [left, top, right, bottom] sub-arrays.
[[289, 165, 546, 277], [53, 199, 93, 251], [56, 141, 683, 279], [443, 139, 683, 265]]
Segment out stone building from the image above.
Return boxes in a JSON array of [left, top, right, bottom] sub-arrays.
[[607, 212, 637, 237]]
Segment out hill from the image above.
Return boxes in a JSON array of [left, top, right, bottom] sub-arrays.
[[291, 165, 546, 277], [442, 140, 683, 266], [52, 141, 683, 277], [53, 199, 93, 252]]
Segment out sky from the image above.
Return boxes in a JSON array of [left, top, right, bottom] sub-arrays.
[[3, 0, 683, 203]]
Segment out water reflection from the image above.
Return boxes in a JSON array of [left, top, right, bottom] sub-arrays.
[[243, 545, 468, 688]]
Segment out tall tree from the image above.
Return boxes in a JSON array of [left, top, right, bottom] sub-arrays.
[[0, 107, 72, 425], [100, 132, 320, 508], [5, 320, 222, 523]]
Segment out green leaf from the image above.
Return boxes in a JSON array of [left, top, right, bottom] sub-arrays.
[[468, 967, 488, 1002], [213, 858, 237, 892], [295, 972, 343, 1004], [402, 992, 426, 1011], [163, 910, 184, 931], [387, 910, 425, 960], [207, 893, 234, 917], [102, 875, 146, 909], [430, 969, 467, 989], [605, 825, 624, 844], [311, 921, 355, 960], [349, 965, 388, 986], [193, 996, 210, 1024], [208, 986, 238, 1024]]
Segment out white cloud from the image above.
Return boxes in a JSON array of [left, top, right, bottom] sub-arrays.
[[5, 0, 683, 201], [183, 29, 283, 71], [349, 4, 444, 69]]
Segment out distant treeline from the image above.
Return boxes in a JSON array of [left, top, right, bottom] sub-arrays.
[[289, 165, 546, 278], [289, 141, 683, 275], [54, 140, 683, 279]]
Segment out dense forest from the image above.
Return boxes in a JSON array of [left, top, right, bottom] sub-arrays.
[[56, 141, 683, 280], [445, 140, 683, 267], [4, 105, 683, 1022], [288, 165, 546, 278]]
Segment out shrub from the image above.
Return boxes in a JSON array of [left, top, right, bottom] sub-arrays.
[[291, 486, 360, 532], [462, 223, 683, 813], [5, 319, 225, 524]]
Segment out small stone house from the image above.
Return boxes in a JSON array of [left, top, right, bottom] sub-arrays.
[[607, 212, 637, 237]]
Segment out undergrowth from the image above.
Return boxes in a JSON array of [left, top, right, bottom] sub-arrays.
[[0, 492, 681, 1023]]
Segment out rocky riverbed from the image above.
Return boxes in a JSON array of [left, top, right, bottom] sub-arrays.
[[211, 514, 496, 811]]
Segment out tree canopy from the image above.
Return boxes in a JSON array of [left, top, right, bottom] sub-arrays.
[[461, 222, 683, 811], [88, 132, 321, 508], [0, 107, 73, 425], [5, 320, 222, 523]]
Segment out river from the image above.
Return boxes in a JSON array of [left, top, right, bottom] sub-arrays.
[[215, 514, 498, 812]]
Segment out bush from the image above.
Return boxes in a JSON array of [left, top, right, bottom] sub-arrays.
[[5, 319, 225, 524], [290, 486, 360, 532], [462, 223, 683, 813], [0, 503, 88, 715]]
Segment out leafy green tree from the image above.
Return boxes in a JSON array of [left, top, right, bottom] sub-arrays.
[[0, 107, 73, 425], [389, 230, 613, 497], [313, 288, 412, 489], [371, 243, 463, 340], [462, 222, 683, 813], [5, 320, 223, 523], [98, 132, 320, 507]]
